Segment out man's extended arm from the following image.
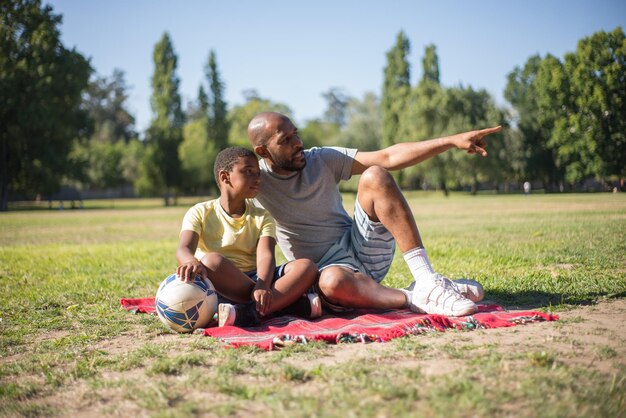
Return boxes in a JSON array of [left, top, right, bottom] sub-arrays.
[[351, 126, 501, 175]]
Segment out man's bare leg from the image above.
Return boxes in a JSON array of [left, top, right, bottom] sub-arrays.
[[318, 266, 407, 309], [317, 166, 419, 309], [318, 166, 477, 316]]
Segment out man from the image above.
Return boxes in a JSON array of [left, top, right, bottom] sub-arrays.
[[247, 112, 501, 316]]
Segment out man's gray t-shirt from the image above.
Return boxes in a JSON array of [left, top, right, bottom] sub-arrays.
[[254, 146, 357, 264]]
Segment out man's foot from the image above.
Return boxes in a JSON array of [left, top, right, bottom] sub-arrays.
[[451, 278, 484, 302], [410, 273, 478, 317], [218, 302, 259, 327], [405, 278, 485, 303]]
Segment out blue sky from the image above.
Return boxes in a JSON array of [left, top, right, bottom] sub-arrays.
[[49, 0, 625, 133]]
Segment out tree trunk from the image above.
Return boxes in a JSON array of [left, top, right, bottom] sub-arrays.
[[0, 180, 8, 212], [1, 138, 8, 211], [439, 180, 449, 197], [163, 187, 170, 207]]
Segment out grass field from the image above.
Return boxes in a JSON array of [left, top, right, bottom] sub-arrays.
[[1, 192, 625, 417]]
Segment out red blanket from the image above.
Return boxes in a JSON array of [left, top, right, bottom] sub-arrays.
[[120, 297, 558, 350]]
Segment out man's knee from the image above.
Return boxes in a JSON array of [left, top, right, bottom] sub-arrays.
[[318, 267, 355, 301], [359, 165, 396, 191]]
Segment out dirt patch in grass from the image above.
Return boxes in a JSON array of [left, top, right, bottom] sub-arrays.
[[4, 299, 625, 417]]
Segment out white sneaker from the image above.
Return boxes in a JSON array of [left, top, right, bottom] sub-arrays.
[[410, 273, 478, 317], [307, 293, 323, 318], [451, 278, 484, 302], [218, 303, 235, 327]]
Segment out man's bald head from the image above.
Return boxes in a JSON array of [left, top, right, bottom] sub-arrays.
[[247, 112, 292, 147]]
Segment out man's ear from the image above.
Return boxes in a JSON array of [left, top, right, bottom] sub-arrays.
[[254, 145, 269, 159]]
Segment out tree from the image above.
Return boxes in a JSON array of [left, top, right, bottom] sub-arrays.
[[382, 31, 411, 149], [0, 0, 91, 210], [546, 27, 625, 184], [421, 44, 440, 84], [441, 86, 508, 194], [179, 118, 217, 195], [397, 44, 448, 193], [336, 92, 382, 151], [144, 32, 184, 206], [83, 69, 136, 143], [321, 87, 349, 128], [228, 92, 293, 147], [205, 50, 229, 151], [505, 55, 564, 190], [299, 119, 339, 149], [68, 69, 139, 191]]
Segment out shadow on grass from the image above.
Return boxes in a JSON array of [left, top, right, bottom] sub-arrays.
[[485, 289, 626, 311]]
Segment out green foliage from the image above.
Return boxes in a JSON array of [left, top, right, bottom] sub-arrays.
[[0, 0, 91, 210], [299, 119, 339, 148], [205, 50, 229, 151], [83, 69, 137, 143], [549, 27, 626, 183], [145, 32, 185, 205], [227, 92, 293, 147], [178, 118, 217, 194], [382, 31, 411, 150], [507, 27, 625, 187], [321, 87, 349, 128], [505, 54, 564, 189], [421, 44, 440, 84], [70, 139, 127, 189], [336, 92, 382, 151]]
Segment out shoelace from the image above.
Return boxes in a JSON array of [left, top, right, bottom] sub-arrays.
[[432, 274, 464, 301]]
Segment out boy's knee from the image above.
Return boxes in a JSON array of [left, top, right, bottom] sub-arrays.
[[200, 252, 226, 270], [289, 259, 319, 282]]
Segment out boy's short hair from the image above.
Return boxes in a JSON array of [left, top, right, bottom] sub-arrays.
[[214, 147, 257, 185]]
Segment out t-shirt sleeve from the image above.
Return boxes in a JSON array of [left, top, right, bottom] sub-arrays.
[[259, 210, 276, 239], [180, 204, 203, 235], [318, 146, 358, 182]]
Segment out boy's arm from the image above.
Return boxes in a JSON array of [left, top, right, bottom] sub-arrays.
[[176, 230, 208, 282], [253, 236, 277, 316]]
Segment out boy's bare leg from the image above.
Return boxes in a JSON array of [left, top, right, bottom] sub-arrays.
[[200, 253, 255, 303], [266, 259, 318, 313], [202, 254, 318, 314]]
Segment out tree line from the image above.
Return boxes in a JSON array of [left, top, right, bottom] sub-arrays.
[[1, 1, 624, 210]]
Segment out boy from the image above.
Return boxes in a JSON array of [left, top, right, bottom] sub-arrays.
[[176, 147, 321, 327]]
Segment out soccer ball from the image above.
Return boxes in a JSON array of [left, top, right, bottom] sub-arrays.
[[155, 273, 218, 333]]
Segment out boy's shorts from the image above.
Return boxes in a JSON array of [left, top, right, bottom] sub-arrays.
[[315, 197, 396, 310]]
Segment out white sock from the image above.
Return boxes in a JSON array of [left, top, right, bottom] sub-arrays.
[[399, 288, 412, 308], [403, 247, 434, 283]]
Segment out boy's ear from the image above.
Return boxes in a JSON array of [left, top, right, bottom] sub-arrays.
[[254, 145, 269, 159], [218, 170, 230, 185]]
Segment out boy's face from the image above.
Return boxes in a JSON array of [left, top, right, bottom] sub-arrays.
[[220, 155, 261, 198]]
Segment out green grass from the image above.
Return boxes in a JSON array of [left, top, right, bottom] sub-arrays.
[[1, 192, 625, 417]]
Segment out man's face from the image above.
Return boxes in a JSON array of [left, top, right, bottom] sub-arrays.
[[262, 117, 306, 174]]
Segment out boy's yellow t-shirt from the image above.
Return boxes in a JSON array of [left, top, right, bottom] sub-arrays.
[[181, 198, 276, 272]]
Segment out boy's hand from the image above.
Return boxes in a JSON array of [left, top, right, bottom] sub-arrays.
[[176, 260, 207, 282], [252, 281, 272, 316]]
